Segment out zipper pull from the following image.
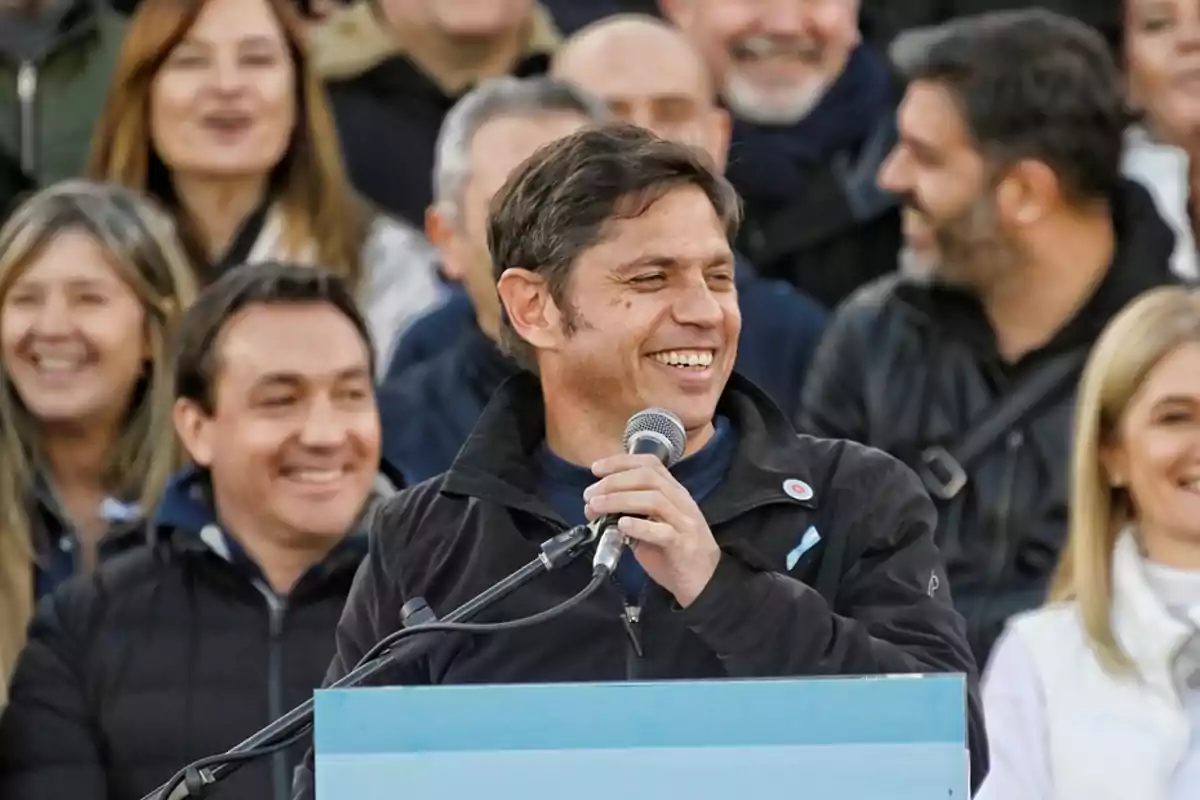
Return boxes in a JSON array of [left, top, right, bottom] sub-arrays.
[[16, 61, 38, 176], [16, 62, 37, 102], [621, 604, 643, 658]]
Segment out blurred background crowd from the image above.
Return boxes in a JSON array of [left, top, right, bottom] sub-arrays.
[[0, 0, 1199, 798]]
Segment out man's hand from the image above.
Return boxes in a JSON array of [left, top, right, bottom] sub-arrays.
[[583, 454, 720, 607]]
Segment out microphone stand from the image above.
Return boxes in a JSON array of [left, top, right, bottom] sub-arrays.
[[143, 523, 600, 800]]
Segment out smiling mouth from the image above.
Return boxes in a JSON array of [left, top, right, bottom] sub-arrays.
[[280, 467, 349, 486], [27, 353, 90, 377], [649, 349, 715, 370], [203, 114, 253, 133], [732, 38, 824, 67]]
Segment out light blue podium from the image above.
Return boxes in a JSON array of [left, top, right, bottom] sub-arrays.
[[314, 673, 969, 799]]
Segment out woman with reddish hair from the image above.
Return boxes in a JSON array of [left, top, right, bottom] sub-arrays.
[[89, 0, 445, 371]]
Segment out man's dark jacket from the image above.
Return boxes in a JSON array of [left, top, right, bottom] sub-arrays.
[[0, 470, 366, 800], [379, 258, 828, 486], [798, 179, 1182, 663], [293, 372, 987, 797], [728, 45, 902, 309], [313, 2, 557, 227], [859, 0, 1121, 51]]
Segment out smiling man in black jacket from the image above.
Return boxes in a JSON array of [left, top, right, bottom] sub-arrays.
[[0, 263, 385, 800], [800, 10, 1185, 665], [294, 123, 986, 798]]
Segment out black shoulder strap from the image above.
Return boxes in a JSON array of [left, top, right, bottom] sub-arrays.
[[916, 348, 1088, 502]]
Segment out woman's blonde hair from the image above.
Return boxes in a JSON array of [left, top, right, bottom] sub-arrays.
[[1049, 285, 1200, 673], [87, 0, 370, 287], [0, 181, 199, 700]]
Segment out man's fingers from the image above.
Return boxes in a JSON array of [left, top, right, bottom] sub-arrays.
[[617, 516, 676, 548], [590, 453, 671, 478], [585, 490, 678, 525], [584, 462, 695, 515], [583, 466, 662, 501]]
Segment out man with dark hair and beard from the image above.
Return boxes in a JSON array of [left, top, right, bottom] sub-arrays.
[[799, 9, 1183, 665]]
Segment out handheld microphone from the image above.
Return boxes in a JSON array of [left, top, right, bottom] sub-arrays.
[[592, 408, 687, 577]]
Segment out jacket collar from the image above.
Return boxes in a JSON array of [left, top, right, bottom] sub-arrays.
[[1111, 530, 1194, 696], [1122, 125, 1199, 281], [312, 0, 559, 85], [440, 371, 818, 534], [0, 0, 102, 64], [29, 472, 145, 558], [152, 467, 369, 588]]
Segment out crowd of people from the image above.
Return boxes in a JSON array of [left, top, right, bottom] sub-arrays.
[[0, 0, 1197, 798]]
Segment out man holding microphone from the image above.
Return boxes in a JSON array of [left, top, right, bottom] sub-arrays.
[[295, 123, 986, 796]]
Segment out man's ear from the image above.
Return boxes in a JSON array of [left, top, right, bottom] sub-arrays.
[[706, 107, 731, 173], [496, 267, 563, 353], [658, 0, 691, 27], [173, 397, 215, 467], [426, 203, 464, 281], [996, 159, 1059, 229]]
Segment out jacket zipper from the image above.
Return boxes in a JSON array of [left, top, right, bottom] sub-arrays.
[[620, 585, 648, 678], [988, 429, 1025, 584], [16, 61, 38, 176], [258, 584, 289, 800]]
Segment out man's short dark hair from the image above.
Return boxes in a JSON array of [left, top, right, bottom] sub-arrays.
[[890, 9, 1128, 204], [174, 261, 373, 413], [487, 123, 742, 371]]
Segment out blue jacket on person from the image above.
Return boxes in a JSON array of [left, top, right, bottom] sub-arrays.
[[378, 256, 828, 487], [32, 479, 144, 601], [150, 467, 370, 586]]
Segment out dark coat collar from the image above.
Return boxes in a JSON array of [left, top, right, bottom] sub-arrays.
[[440, 371, 818, 534]]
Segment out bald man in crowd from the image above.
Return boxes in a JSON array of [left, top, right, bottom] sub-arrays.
[[551, 14, 828, 420], [552, 14, 730, 167]]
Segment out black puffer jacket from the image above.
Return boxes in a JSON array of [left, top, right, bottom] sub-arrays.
[[0, 470, 365, 800], [798, 180, 1182, 662]]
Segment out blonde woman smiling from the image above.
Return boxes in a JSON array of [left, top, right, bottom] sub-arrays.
[[978, 286, 1200, 800], [0, 181, 197, 705]]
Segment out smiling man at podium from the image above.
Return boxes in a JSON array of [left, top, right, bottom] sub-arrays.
[[293, 122, 986, 798]]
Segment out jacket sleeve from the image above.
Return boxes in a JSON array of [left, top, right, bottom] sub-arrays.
[[292, 497, 429, 800], [0, 592, 108, 800], [677, 444, 988, 789], [795, 291, 875, 442]]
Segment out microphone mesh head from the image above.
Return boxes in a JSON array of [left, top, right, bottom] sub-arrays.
[[623, 408, 687, 467]]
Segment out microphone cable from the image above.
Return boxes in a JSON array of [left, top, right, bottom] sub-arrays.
[[156, 727, 310, 800], [154, 569, 609, 800], [352, 569, 607, 670]]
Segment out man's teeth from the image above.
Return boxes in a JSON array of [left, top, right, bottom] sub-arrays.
[[651, 350, 714, 368], [737, 37, 822, 61], [288, 469, 343, 484]]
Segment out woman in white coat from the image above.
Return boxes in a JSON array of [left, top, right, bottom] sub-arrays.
[[977, 285, 1200, 800]]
